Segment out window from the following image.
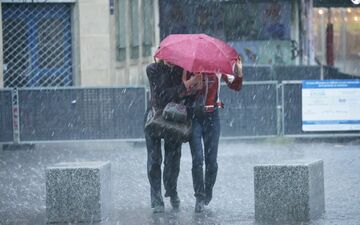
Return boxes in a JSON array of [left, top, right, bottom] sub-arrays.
[[130, 0, 139, 59], [143, 0, 154, 57], [313, 8, 360, 75], [117, 0, 126, 61], [116, 0, 155, 61]]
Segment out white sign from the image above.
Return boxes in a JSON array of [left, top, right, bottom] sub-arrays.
[[302, 80, 360, 131]]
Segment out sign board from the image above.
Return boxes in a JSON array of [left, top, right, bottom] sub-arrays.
[[302, 80, 360, 131]]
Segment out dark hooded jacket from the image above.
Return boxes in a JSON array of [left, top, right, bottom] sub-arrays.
[[145, 61, 187, 113]]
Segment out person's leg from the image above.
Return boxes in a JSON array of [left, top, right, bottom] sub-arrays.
[[189, 115, 205, 212], [203, 110, 220, 205], [145, 131, 164, 212], [163, 137, 182, 209]]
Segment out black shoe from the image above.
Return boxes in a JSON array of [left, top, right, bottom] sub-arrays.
[[153, 203, 165, 213], [170, 194, 180, 210], [205, 192, 212, 205], [194, 199, 205, 213]]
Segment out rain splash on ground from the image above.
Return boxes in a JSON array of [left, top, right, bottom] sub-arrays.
[[0, 138, 360, 225]]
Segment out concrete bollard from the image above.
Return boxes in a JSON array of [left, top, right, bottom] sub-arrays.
[[46, 161, 111, 223], [254, 159, 325, 223]]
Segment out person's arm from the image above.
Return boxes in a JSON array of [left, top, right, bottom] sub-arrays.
[[182, 71, 203, 94], [160, 71, 203, 101], [146, 63, 159, 90], [222, 57, 243, 91]]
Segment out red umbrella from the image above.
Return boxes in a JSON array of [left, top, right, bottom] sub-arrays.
[[154, 34, 238, 75]]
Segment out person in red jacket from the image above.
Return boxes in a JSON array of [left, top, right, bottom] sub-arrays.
[[184, 57, 243, 213]]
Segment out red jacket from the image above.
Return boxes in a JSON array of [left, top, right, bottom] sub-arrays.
[[186, 72, 243, 112]]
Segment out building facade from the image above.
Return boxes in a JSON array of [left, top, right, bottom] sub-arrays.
[[1, 0, 358, 89], [0, 0, 159, 88]]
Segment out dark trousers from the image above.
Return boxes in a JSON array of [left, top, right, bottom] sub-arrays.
[[145, 131, 182, 207], [189, 109, 220, 200]]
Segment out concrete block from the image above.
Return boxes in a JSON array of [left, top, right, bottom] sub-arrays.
[[46, 161, 111, 223], [254, 159, 324, 223]]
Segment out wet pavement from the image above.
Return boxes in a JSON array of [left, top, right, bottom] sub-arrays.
[[0, 138, 360, 225]]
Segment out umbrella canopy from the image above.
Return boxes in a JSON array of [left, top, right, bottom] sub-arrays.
[[154, 34, 238, 75]]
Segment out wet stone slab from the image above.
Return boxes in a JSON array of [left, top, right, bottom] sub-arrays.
[[254, 159, 325, 223], [45, 161, 111, 223]]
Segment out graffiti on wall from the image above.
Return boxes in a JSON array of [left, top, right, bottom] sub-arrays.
[[229, 40, 295, 65]]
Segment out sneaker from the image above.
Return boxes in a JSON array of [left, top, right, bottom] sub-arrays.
[[153, 203, 165, 213], [170, 194, 180, 210], [194, 199, 205, 213]]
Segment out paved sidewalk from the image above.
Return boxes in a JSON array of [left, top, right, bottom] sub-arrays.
[[1, 139, 359, 225]]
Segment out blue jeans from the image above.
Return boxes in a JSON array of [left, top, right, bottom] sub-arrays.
[[189, 109, 220, 200]]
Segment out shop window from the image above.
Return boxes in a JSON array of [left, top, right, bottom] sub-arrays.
[[313, 8, 360, 75]]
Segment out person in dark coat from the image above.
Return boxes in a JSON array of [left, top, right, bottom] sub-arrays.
[[144, 60, 201, 213]]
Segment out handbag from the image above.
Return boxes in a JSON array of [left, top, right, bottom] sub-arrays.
[[162, 102, 188, 123], [144, 103, 191, 142]]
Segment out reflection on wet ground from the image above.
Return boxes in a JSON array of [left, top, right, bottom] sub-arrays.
[[0, 139, 359, 225]]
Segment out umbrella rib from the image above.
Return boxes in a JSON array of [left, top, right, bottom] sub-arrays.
[[156, 34, 237, 74], [202, 40, 233, 74], [198, 34, 237, 73], [187, 40, 231, 74], [207, 38, 235, 62]]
